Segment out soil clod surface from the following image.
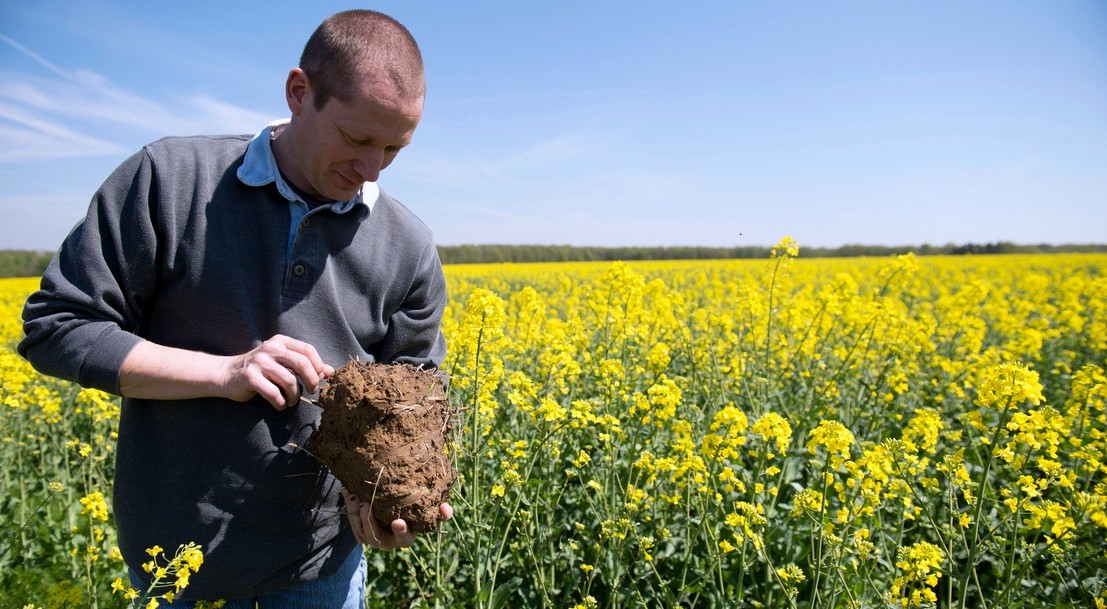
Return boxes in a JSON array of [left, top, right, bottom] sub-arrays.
[[308, 361, 455, 533]]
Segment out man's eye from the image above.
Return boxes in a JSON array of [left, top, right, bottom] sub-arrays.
[[340, 131, 366, 146]]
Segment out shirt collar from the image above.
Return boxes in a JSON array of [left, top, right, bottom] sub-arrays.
[[237, 118, 378, 213]]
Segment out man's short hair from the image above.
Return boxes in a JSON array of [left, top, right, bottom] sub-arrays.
[[300, 9, 425, 109]]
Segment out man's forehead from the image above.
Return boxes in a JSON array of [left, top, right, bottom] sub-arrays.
[[326, 92, 422, 142], [335, 79, 423, 119], [330, 96, 423, 123]]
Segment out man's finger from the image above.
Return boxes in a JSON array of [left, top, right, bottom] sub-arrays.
[[390, 519, 416, 548], [264, 365, 301, 410], [276, 338, 332, 389], [363, 505, 394, 550], [241, 366, 285, 409], [343, 491, 368, 544]]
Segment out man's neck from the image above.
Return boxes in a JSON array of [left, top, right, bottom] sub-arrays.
[[269, 123, 313, 199]]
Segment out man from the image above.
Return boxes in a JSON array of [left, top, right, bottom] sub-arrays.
[[19, 9, 451, 606]]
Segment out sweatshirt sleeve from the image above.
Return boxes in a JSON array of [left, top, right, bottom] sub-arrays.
[[378, 238, 448, 371], [18, 146, 161, 395]]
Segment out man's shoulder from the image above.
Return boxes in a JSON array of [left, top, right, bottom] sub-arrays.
[[142, 134, 252, 165], [374, 190, 436, 244], [120, 135, 255, 196]]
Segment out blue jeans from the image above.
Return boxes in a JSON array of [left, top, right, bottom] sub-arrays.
[[129, 545, 366, 609]]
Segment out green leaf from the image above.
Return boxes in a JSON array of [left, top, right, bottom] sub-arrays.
[[488, 576, 522, 609]]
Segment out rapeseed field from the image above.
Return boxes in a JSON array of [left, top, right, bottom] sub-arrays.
[[2, 245, 1105, 608]]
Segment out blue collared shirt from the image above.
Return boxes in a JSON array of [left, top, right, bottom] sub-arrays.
[[237, 119, 379, 262]]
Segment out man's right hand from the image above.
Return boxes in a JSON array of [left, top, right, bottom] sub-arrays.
[[119, 334, 335, 409], [218, 334, 335, 409]]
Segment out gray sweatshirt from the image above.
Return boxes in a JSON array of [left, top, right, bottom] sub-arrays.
[[19, 131, 447, 599]]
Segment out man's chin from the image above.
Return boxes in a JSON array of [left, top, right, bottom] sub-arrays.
[[324, 186, 361, 202], [330, 178, 365, 201]]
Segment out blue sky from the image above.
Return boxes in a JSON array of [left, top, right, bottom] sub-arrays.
[[2, 1, 1105, 251]]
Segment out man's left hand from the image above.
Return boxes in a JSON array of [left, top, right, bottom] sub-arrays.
[[341, 489, 453, 550]]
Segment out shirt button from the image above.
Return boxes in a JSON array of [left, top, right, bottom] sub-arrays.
[[293, 264, 306, 277], [302, 217, 311, 227]]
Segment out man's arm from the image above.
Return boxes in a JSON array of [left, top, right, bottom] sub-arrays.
[[19, 148, 158, 393], [119, 335, 334, 410], [20, 145, 332, 410], [375, 238, 449, 369]]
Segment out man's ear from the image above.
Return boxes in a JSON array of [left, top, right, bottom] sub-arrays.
[[285, 68, 312, 116]]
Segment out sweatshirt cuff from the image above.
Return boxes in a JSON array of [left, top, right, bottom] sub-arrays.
[[78, 325, 145, 395]]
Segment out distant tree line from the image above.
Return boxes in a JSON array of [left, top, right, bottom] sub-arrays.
[[435, 242, 1107, 265], [1, 242, 1105, 277], [0, 250, 53, 278]]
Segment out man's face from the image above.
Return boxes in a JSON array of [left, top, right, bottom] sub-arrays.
[[288, 74, 423, 201]]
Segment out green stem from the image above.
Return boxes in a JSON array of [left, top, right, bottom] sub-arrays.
[[958, 401, 1014, 606], [470, 319, 486, 598]]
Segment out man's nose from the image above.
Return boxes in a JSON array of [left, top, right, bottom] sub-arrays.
[[351, 150, 383, 183]]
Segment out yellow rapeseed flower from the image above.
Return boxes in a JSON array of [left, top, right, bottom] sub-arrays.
[[975, 362, 1045, 410], [807, 419, 854, 467], [752, 412, 792, 457], [78, 491, 109, 522]]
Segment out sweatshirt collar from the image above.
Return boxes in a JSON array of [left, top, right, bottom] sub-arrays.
[[237, 118, 378, 213]]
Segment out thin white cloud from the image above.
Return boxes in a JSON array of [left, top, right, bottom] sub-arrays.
[[398, 129, 609, 189], [0, 101, 127, 161], [497, 132, 594, 170], [0, 34, 72, 80], [0, 35, 273, 161], [429, 197, 750, 248], [396, 149, 513, 186], [186, 96, 276, 135]]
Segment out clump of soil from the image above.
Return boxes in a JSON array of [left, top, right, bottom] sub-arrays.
[[308, 361, 455, 533]]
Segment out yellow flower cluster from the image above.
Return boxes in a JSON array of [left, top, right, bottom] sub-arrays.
[[112, 542, 207, 607], [4, 249, 1107, 607], [79, 491, 110, 522], [975, 362, 1046, 410], [891, 541, 944, 607], [807, 419, 854, 467], [751, 412, 792, 457], [438, 253, 1107, 607]]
